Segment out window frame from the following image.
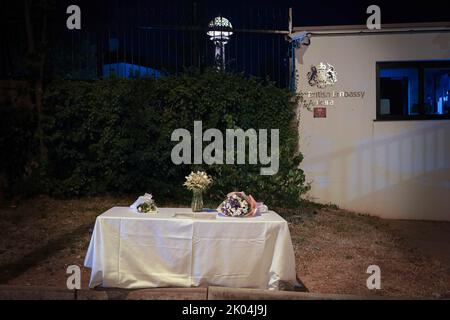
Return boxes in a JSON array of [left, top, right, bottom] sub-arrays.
[[376, 60, 450, 121]]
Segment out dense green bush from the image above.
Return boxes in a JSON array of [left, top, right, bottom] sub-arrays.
[[7, 69, 309, 206]]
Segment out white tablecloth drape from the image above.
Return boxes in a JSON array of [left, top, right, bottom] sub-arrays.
[[84, 207, 298, 290]]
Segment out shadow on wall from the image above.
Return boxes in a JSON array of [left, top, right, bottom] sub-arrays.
[[296, 44, 310, 66], [303, 122, 450, 221]]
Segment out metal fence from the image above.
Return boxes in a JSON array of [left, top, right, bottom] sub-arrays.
[[1, 0, 292, 88]]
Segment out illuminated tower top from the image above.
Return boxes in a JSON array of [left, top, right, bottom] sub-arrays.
[[207, 16, 233, 70]]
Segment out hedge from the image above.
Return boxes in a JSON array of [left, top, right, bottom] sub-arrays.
[[2, 69, 309, 207]]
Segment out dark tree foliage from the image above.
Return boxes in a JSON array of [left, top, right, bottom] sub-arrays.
[[0, 106, 38, 197]]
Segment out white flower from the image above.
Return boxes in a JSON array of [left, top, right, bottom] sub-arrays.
[[183, 171, 213, 191]]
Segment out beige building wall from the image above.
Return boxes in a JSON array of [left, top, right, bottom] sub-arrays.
[[296, 30, 450, 221]]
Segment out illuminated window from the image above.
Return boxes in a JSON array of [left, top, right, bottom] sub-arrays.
[[379, 68, 419, 116], [377, 61, 450, 120], [424, 68, 450, 115]]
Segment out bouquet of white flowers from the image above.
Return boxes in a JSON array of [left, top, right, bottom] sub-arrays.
[[183, 171, 213, 191], [184, 171, 213, 212]]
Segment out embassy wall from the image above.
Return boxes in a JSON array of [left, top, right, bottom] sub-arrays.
[[295, 27, 450, 221]]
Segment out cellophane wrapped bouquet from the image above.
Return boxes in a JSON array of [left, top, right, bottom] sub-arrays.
[[130, 193, 158, 214], [217, 192, 258, 217]]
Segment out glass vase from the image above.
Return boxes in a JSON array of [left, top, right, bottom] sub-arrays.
[[191, 189, 203, 212]]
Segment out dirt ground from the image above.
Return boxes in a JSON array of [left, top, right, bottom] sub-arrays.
[[0, 196, 448, 298], [289, 209, 450, 298]]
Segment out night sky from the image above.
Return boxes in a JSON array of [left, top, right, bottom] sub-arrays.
[[90, 0, 450, 29], [2, 1, 449, 29], [205, 0, 450, 27], [290, 0, 449, 26]]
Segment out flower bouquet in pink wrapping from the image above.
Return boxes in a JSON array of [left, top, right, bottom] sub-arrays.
[[217, 191, 258, 217]]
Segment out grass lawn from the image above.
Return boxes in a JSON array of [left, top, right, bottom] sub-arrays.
[[0, 196, 448, 298]]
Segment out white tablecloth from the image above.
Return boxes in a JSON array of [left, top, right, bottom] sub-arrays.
[[84, 207, 298, 290]]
